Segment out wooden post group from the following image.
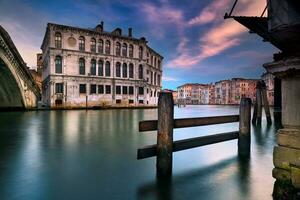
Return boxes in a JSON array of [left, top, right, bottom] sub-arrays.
[[252, 80, 272, 125]]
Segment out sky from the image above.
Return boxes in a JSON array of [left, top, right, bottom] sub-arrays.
[[0, 0, 278, 89]]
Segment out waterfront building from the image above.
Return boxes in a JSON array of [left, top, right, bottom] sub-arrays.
[[177, 78, 264, 105], [177, 84, 192, 104], [215, 80, 230, 104], [200, 85, 210, 104], [208, 84, 215, 104], [40, 22, 163, 108]]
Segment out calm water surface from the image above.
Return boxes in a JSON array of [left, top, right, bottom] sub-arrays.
[[0, 106, 278, 200]]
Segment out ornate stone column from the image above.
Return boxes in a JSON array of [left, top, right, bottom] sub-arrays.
[[264, 57, 300, 198]]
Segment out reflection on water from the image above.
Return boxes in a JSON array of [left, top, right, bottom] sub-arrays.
[[0, 106, 277, 200]]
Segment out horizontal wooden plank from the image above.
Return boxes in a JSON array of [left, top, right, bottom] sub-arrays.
[[137, 131, 239, 159], [139, 115, 239, 132]]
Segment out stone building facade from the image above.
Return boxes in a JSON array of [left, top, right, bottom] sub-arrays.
[[40, 22, 163, 108]]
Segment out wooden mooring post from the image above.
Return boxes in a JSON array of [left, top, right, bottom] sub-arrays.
[[238, 98, 251, 157], [137, 93, 251, 177], [252, 80, 272, 125], [156, 92, 174, 177]]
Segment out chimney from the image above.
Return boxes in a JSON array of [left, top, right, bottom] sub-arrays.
[[128, 28, 132, 37], [101, 21, 104, 30]]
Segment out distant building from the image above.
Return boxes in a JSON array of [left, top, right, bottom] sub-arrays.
[[177, 78, 262, 105], [40, 22, 163, 108]]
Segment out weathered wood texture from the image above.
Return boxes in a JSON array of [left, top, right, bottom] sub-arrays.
[[261, 83, 272, 124], [137, 131, 239, 159], [139, 115, 239, 132], [238, 98, 251, 157], [256, 82, 263, 125], [156, 92, 174, 177], [252, 100, 258, 124]]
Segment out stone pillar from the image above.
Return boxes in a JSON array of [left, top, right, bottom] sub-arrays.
[[264, 57, 300, 198]]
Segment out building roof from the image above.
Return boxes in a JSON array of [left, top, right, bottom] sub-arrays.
[[41, 22, 163, 59]]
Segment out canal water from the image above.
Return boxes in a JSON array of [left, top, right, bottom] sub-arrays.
[[0, 106, 278, 200]]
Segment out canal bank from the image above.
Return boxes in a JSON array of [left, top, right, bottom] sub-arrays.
[[0, 105, 277, 200]]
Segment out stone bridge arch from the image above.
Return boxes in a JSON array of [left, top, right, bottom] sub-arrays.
[[0, 25, 40, 109]]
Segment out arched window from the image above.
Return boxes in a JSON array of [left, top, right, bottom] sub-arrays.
[[55, 32, 62, 49], [157, 74, 161, 86], [116, 62, 121, 77], [154, 72, 157, 85], [90, 59, 96, 75], [122, 43, 127, 57], [98, 39, 104, 54], [138, 64, 143, 79], [79, 58, 85, 75], [105, 40, 111, 54], [90, 38, 96, 53], [129, 63, 134, 78], [129, 44, 134, 58], [79, 36, 85, 51], [55, 56, 62, 73], [116, 42, 121, 56], [154, 57, 157, 67], [98, 60, 103, 76], [139, 46, 143, 59], [122, 63, 127, 78], [105, 61, 111, 77], [158, 60, 161, 69]]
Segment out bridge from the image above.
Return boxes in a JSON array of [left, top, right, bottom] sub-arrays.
[[0, 25, 40, 109]]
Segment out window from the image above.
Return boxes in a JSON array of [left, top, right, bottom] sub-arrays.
[[129, 63, 134, 78], [122, 63, 127, 78], [98, 39, 104, 54], [138, 87, 144, 95], [98, 60, 103, 76], [79, 58, 85, 75], [116, 42, 121, 56], [116, 62, 121, 77], [150, 71, 153, 84], [138, 64, 143, 79], [98, 85, 104, 94], [157, 75, 161, 86], [129, 99, 134, 104], [116, 85, 121, 94], [55, 83, 63, 93], [122, 43, 127, 57], [105, 40, 111, 54], [90, 84, 96, 94], [55, 56, 62, 73], [139, 46, 143, 59], [116, 99, 121, 104], [129, 86, 134, 95], [122, 86, 128, 94], [90, 59, 96, 75], [158, 60, 161, 69], [129, 44, 133, 58], [79, 36, 85, 51], [105, 61, 110, 77], [90, 38, 96, 52], [154, 73, 157, 85], [79, 84, 86, 94], [105, 85, 111, 94], [139, 100, 144, 104], [55, 32, 62, 49]]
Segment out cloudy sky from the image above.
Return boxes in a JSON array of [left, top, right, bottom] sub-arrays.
[[0, 0, 277, 89]]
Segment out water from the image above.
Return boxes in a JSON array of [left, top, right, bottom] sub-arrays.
[[0, 106, 278, 200]]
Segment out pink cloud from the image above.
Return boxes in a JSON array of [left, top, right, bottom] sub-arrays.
[[139, 2, 184, 38], [168, 0, 267, 69], [188, 0, 231, 25]]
